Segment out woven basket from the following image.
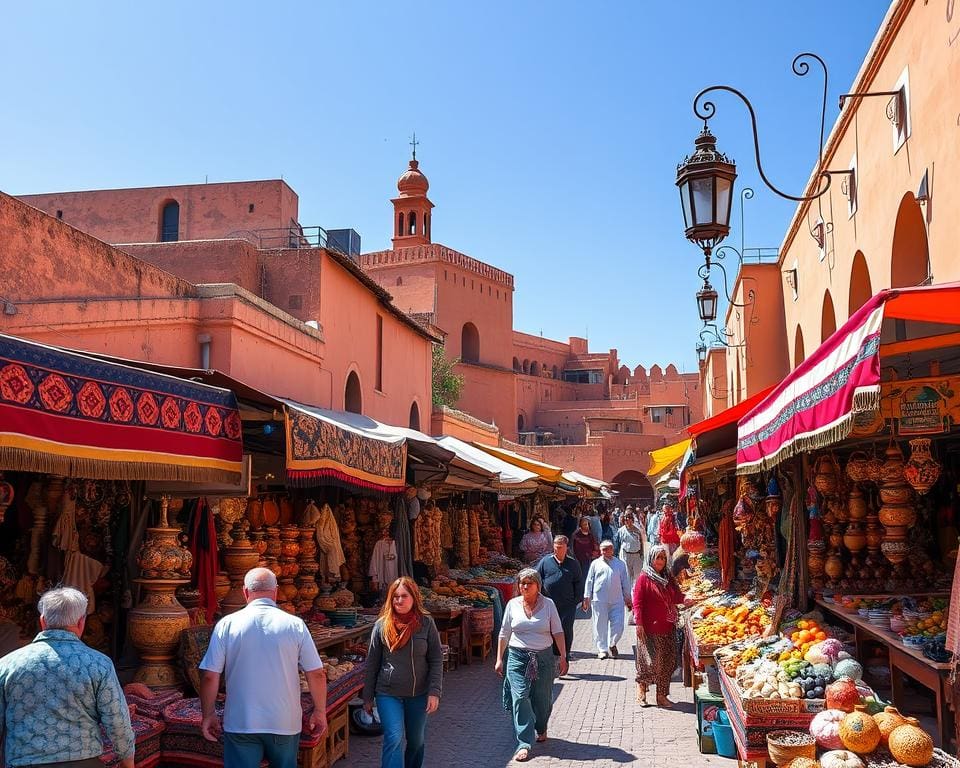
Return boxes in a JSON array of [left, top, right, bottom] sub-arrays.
[[468, 607, 494, 634], [766, 730, 816, 767]]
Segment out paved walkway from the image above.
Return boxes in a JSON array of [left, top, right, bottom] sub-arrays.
[[349, 613, 735, 767]]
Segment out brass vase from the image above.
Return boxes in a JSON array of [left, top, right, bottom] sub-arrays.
[[221, 519, 260, 614], [128, 577, 190, 689]]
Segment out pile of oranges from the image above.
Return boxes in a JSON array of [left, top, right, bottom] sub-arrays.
[[693, 602, 770, 648], [778, 619, 828, 661]]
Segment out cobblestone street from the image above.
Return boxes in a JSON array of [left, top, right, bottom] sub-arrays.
[[350, 613, 733, 767]]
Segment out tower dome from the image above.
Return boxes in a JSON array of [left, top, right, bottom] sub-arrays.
[[397, 159, 429, 197]]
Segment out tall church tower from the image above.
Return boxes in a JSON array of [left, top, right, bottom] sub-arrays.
[[391, 143, 434, 247]]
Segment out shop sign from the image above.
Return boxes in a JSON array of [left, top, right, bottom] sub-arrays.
[[890, 381, 951, 435]]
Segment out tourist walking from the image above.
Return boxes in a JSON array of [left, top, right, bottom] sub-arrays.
[[658, 500, 682, 556], [0, 586, 135, 768], [632, 544, 687, 708], [200, 568, 327, 768], [519, 518, 552, 563], [615, 509, 647, 598], [571, 516, 599, 573], [496, 568, 568, 763], [582, 540, 632, 659], [362, 576, 443, 768], [535, 535, 582, 660], [600, 511, 616, 543]]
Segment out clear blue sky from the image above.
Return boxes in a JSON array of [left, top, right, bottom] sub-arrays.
[[5, 1, 889, 372]]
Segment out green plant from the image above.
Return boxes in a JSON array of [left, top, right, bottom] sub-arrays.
[[432, 343, 463, 407]]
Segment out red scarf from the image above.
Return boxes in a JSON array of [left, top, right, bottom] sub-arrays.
[[386, 610, 422, 652]]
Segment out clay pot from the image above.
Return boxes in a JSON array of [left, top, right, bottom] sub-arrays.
[[214, 572, 230, 602], [878, 504, 917, 528], [250, 530, 268, 556], [815, 455, 840, 496], [879, 484, 913, 505], [128, 579, 190, 689], [880, 444, 906, 484], [264, 556, 283, 578], [44, 476, 66, 512], [845, 452, 870, 483], [847, 488, 867, 521], [903, 438, 941, 495], [865, 455, 884, 483], [825, 553, 844, 580], [881, 538, 910, 564], [808, 552, 826, 577], [246, 498, 264, 529], [829, 531, 844, 550], [866, 525, 884, 551], [843, 523, 867, 553]]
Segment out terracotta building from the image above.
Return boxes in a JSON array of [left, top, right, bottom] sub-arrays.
[[360, 156, 702, 503], [707, 0, 960, 405]]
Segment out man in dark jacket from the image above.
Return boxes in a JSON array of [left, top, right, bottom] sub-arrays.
[[535, 535, 582, 661]]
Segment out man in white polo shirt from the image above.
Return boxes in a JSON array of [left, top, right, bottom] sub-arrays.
[[199, 567, 327, 768]]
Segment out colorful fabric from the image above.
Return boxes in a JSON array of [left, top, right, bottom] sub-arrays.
[[0, 629, 134, 766], [635, 631, 675, 696], [646, 439, 692, 479], [736, 294, 885, 473], [284, 404, 407, 491], [0, 333, 243, 483]]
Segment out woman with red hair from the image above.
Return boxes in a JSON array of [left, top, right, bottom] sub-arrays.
[[362, 577, 443, 768]]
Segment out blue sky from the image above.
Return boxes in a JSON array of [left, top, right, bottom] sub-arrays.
[[5, 1, 889, 371]]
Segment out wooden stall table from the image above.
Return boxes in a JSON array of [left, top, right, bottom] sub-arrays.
[[816, 598, 954, 748]]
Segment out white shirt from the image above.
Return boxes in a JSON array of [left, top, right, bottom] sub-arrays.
[[583, 556, 632, 605], [499, 595, 562, 651], [200, 598, 323, 735]]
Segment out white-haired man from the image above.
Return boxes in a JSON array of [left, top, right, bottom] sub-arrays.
[[200, 567, 327, 768], [0, 586, 134, 768], [582, 540, 632, 660]]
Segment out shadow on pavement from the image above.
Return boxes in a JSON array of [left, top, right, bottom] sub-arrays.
[[533, 738, 637, 763], [562, 673, 628, 682]]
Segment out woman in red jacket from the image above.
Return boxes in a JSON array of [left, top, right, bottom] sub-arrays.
[[632, 544, 686, 708]]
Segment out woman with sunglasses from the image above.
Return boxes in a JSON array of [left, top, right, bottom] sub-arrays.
[[362, 577, 443, 768], [494, 568, 568, 763]]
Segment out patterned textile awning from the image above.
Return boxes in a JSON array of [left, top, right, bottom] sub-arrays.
[[0, 333, 243, 483], [737, 282, 960, 474]]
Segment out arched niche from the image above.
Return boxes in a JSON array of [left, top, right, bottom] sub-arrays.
[[890, 192, 929, 288], [794, 325, 806, 368], [848, 250, 873, 315], [344, 371, 362, 414], [821, 290, 837, 343], [409, 401, 420, 431], [461, 322, 480, 363]]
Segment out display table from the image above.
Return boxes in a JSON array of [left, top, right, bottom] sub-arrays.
[[470, 579, 515, 607], [683, 619, 720, 692], [816, 599, 954, 748]]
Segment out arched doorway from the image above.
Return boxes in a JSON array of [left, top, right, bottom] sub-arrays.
[[890, 193, 929, 288], [610, 470, 654, 509], [517, 412, 526, 433], [461, 322, 480, 363], [794, 325, 806, 368], [344, 371, 362, 414], [821, 291, 837, 343], [848, 251, 873, 314], [408, 401, 420, 431], [522, 360, 530, 374]]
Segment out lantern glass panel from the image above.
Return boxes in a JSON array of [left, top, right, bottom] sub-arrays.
[[691, 177, 714, 226], [679, 182, 692, 229], [715, 176, 732, 230]]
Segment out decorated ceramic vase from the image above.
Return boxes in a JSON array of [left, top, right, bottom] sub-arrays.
[[903, 438, 941, 495], [880, 444, 906, 484], [814, 455, 840, 496]]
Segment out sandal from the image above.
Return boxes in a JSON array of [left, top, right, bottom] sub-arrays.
[[636, 683, 648, 706], [657, 696, 675, 709], [514, 748, 531, 762], [536, 732, 547, 743]]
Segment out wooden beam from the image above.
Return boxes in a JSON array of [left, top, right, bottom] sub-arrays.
[[880, 331, 960, 358]]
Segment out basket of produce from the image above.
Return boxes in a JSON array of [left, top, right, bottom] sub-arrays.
[[766, 730, 816, 766]]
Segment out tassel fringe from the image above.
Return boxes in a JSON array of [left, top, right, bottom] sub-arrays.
[[737, 416, 854, 476]]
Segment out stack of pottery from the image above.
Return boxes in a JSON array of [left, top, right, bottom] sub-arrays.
[[878, 444, 915, 564], [296, 525, 320, 611], [845, 452, 870, 483], [903, 438, 941, 495], [128, 497, 193, 689], [221, 519, 260, 614], [842, 486, 867, 574], [277, 525, 301, 612], [814, 454, 841, 497]]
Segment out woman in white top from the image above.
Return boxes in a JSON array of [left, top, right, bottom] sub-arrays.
[[494, 568, 567, 762]]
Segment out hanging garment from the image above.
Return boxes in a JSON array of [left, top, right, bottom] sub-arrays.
[[63, 551, 107, 614], [314, 502, 346, 579], [188, 498, 219, 623], [368, 538, 399, 586], [392, 496, 414, 578]]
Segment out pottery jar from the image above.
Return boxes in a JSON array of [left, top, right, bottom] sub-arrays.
[[825, 553, 844, 580], [903, 438, 941, 495], [843, 523, 867, 553], [878, 504, 916, 529], [814, 455, 840, 496], [847, 489, 867, 521], [845, 452, 870, 483], [880, 444, 906, 484], [879, 484, 913, 505]]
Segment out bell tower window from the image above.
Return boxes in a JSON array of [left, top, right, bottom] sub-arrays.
[[398, 212, 405, 237], [408, 211, 417, 236]]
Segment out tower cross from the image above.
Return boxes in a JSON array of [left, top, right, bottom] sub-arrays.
[[410, 132, 419, 160]]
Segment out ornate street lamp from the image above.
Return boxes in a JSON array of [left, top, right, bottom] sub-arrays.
[[695, 341, 708, 364], [696, 278, 719, 323], [676, 126, 737, 265]]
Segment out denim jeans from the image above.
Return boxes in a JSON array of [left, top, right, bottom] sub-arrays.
[[503, 646, 556, 751], [375, 693, 428, 768], [223, 732, 300, 768]]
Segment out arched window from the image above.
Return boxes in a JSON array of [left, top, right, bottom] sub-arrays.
[[522, 360, 530, 374], [425, 213, 431, 239], [794, 326, 806, 368], [160, 201, 180, 242], [530, 361, 540, 377], [517, 413, 525, 433], [821, 290, 837, 343], [513, 357, 521, 372], [848, 251, 873, 315], [890, 193, 930, 287], [344, 371, 362, 414], [408, 211, 417, 236], [398, 212, 405, 237], [396, 276, 403, 286], [552, 365, 559, 379], [409, 401, 420, 431], [461, 322, 480, 363]]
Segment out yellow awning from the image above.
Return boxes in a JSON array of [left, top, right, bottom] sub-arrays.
[[472, 443, 565, 484], [646, 438, 692, 479]]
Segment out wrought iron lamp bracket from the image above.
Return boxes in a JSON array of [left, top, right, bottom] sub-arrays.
[[699, 324, 747, 349], [694, 53, 834, 203], [698, 248, 756, 310]]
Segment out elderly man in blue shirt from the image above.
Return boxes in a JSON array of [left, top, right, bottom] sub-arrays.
[[581, 540, 633, 660], [0, 586, 135, 768]]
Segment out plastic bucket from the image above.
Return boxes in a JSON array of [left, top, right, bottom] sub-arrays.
[[712, 710, 737, 758]]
